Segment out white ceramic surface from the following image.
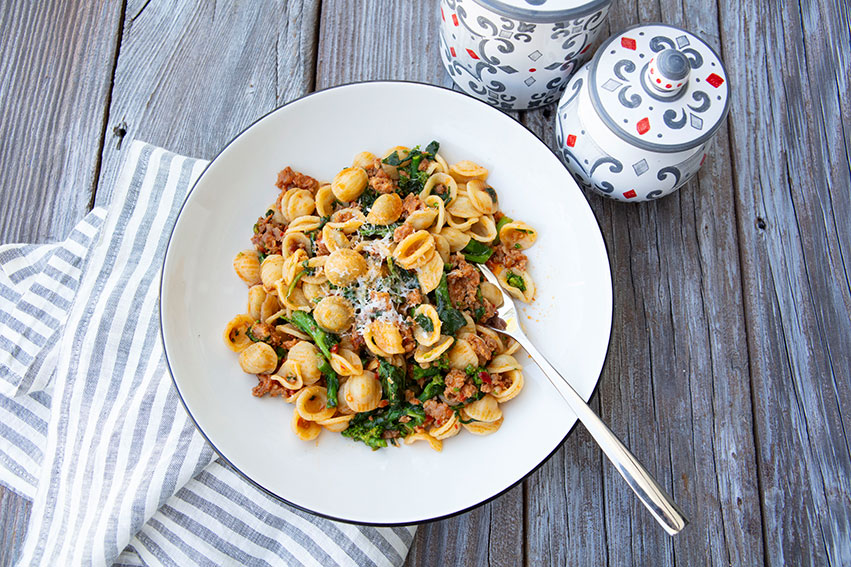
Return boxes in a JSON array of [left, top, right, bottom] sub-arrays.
[[554, 23, 730, 202], [160, 81, 613, 525], [439, 0, 611, 110]]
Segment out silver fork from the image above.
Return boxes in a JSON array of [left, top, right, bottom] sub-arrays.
[[478, 265, 687, 535]]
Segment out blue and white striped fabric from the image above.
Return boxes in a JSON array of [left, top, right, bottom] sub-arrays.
[[0, 141, 416, 566]]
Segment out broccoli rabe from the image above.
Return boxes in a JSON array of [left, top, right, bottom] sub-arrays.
[[341, 403, 426, 450], [434, 273, 466, 336], [378, 359, 406, 403]]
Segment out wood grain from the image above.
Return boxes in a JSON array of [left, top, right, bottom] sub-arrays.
[[0, 1, 123, 243], [0, 487, 29, 567], [721, 0, 851, 564], [93, 0, 321, 206]]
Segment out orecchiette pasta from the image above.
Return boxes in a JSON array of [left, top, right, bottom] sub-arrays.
[[233, 250, 262, 285], [227, 140, 537, 450]]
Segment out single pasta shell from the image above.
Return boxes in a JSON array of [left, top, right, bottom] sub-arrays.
[[429, 413, 461, 440], [331, 167, 369, 202], [315, 184, 336, 217], [291, 410, 321, 441], [449, 160, 489, 183], [330, 349, 363, 376], [414, 335, 455, 363], [318, 414, 355, 433], [324, 249, 368, 286], [413, 304, 442, 346], [493, 369, 524, 403], [487, 354, 522, 374], [233, 250, 261, 286], [340, 371, 382, 413], [260, 255, 284, 291], [404, 432, 443, 451], [416, 251, 444, 295], [462, 394, 502, 423], [448, 339, 478, 370], [296, 385, 336, 422], [461, 415, 504, 436], [366, 193, 403, 225], [223, 314, 256, 352], [271, 360, 304, 390], [498, 220, 537, 250], [238, 342, 278, 374]]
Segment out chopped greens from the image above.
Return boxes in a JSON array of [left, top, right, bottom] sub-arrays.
[[414, 313, 434, 333], [319, 358, 338, 408], [378, 359, 406, 403], [505, 271, 526, 292], [287, 311, 339, 360], [358, 222, 400, 238], [356, 187, 380, 212], [386, 257, 419, 290], [462, 239, 494, 263], [434, 273, 467, 336], [341, 403, 426, 450], [382, 141, 440, 197]]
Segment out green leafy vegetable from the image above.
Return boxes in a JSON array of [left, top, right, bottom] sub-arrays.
[[494, 215, 513, 244], [382, 141, 440, 197], [417, 376, 444, 402], [287, 311, 339, 359], [378, 359, 406, 403], [341, 403, 426, 450], [505, 271, 526, 292], [357, 187, 380, 211], [386, 257, 419, 290], [434, 274, 467, 336], [414, 313, 434, 333], [285, 269, 308, 299], [358, 222, 400, 238], [318, 358, 338, 408], [462, 239, 494, 263]]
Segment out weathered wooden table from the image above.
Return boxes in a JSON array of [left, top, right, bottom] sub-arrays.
[[1, 1, 849, 565]]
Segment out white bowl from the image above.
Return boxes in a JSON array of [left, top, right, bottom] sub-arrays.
[[160, 81, 612, 525]]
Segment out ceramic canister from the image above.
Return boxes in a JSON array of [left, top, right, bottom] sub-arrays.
[[438, 0, 613, 110], [555, 23, 730, 202]]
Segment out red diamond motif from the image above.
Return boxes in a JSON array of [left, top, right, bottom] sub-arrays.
[[636, 117, 650, 135], [466, 48, 479, 60], [566, 134, 577, 147], [700, 154, 707, 166], [621, 37, 637, 50], [624, 190, 637, 199], [706, 73, 724, 88], [441, 7, 445, 21], [580, 44, 590, 54], [452, 13, 459, 26], [450, 47, 456, 57]]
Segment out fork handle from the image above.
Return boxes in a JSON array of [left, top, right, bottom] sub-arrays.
[[513, 334, 688, 535]]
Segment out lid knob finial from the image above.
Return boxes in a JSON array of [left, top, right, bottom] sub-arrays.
[[647, 49, 690, 96]]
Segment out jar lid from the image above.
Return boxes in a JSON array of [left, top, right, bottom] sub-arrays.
[[588, 23, 730, 153], [471, 0, 612, 23]]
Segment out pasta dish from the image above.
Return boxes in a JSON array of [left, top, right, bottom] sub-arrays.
[[223, 142, 537, 450]]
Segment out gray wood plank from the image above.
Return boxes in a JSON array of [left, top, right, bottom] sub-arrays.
[[0, 0, 123, 243], [0, 486, 30, 567], [720, 0, 851, 564], [520, 108, 609, 567], [0, 2, 124, 564], [522, 3, 765, 566], [94, 0, 321, 206]]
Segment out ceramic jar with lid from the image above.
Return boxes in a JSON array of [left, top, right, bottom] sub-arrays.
[[438, 0, 613, 110], [555, 23, 730, 201]]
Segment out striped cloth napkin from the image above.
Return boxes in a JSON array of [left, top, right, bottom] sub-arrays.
[[0, 141, 415, 566]]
